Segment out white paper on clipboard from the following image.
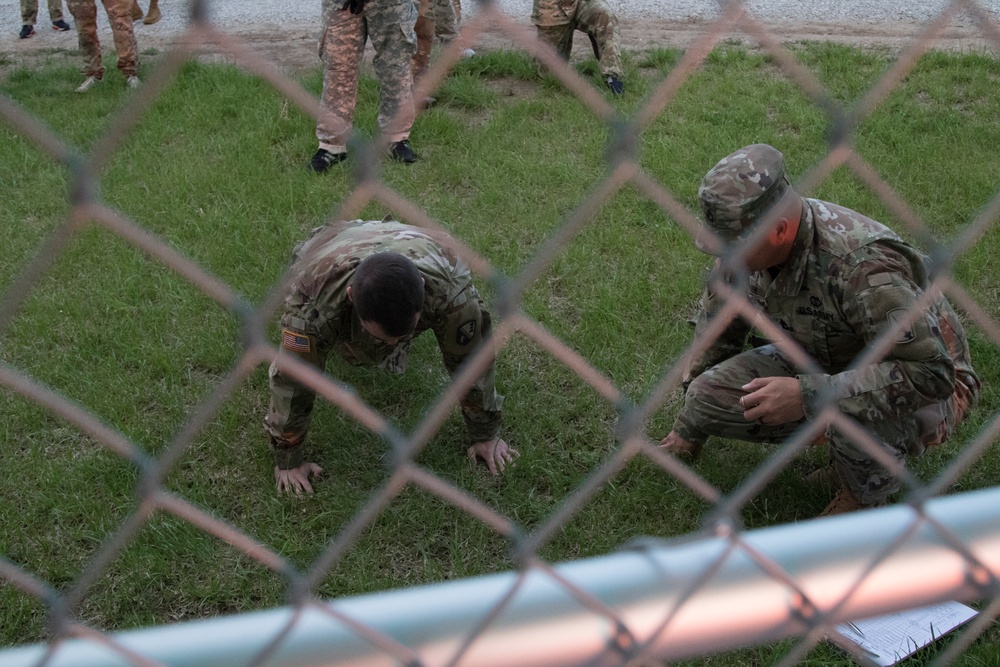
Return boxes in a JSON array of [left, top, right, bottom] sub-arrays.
[[836, 600, 978, 666]]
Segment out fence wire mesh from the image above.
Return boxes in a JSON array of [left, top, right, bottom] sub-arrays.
[[2, 0, 1000, 665]]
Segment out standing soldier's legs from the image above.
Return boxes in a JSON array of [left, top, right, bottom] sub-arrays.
[[67, 0, 103, 79], [671, 345, 803, 447], [47, 0, 65, 22], [21, 0, 40, 26], [432, 0, 457, 43], [316, 4, 367, 153], [575, 0, 622, 77], [412, 0, 434, 81], [102, 0, 138, 77], [366, 0, 417, 144]]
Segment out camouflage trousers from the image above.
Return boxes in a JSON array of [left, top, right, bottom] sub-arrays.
[[66, 0, 138, 78], [21, 0, 65, 25], [317, 0, 418, 152], [412, 0, 460, 80], [535, 0, 622, 78], [671, 344, 972, 505]]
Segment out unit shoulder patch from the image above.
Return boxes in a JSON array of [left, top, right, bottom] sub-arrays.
[[456, 320, 477, 346], [885, 308, 916, 344]]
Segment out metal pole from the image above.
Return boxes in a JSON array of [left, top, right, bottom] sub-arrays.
[[4, 486, 998, 667]]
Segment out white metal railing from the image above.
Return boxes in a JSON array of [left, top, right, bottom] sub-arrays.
[[3, 486, 997, 667]]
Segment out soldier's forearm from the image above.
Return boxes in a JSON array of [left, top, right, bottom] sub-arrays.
[[270, 434, 307, 470]]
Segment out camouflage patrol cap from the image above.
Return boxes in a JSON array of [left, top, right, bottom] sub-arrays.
[[695, 144, 791, 254]]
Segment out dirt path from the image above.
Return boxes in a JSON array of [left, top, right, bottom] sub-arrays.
[[2, 13, 997, 79]]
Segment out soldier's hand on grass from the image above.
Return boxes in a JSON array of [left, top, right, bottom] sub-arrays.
[[467, 438, 519, 475], [659, 431, 701, 460], [740, 376, 805, 425], [275, 462, 324, 496]]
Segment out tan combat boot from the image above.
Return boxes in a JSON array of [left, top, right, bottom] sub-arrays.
[[131, 1, 144, 21], [818, 487, 867, 517], [804, 464, 841, 494], [659, 435, 704, 462], [143, 0, 160, 24]]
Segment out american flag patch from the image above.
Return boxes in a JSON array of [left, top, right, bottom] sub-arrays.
[[282, 329, 312, 353]]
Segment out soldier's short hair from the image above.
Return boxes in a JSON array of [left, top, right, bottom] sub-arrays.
[[696, 143, 792, 253], [352, 252, 424, 337]]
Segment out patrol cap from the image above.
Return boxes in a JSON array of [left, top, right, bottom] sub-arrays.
[[695, 144, 791, 254]]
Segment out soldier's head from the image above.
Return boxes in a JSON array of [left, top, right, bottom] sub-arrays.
[[347, 252, 424, 344], [695, 143, 802, 269]]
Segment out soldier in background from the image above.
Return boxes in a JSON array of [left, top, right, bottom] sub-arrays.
[[412, 0, 472, 108], [309, 0, 419, 172], [530, 0, 624, 95], [66, 0, 139, 92], [18, 0, 72, 38], [265, 219, 515, 495], [660, 144, 980, 516], [412, 0, 466, 79]]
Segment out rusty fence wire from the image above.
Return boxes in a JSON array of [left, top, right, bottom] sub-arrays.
[[2, 0, 1000, 665]]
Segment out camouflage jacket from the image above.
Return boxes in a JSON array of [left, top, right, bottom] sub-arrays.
[[531, 0, 580, 26], [266, 220, 503, 468], [687, 199, 980, 423]]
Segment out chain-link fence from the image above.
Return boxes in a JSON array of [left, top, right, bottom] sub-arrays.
[[2, 0, 1000, 665]]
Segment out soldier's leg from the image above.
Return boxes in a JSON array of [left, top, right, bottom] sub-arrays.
[[574, 0, 622, 77], [47, 0, 65, 22], [412, 0, 434, 81], [913, 371, 977, 455], [451, 0, 461, 24], [102, 0, 139, 78], [829, 353, 977, 506], [367, 0, 418, 144], [21, 0, 39, 26], [316, 0, 367, 153], [535, 24, 574, 62], [432, 0, 457, 43], [826, 417, 914, 506], [67, 0, 103, 79], [671, 344, 803, 448]]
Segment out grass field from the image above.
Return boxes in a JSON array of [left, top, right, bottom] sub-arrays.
[[2, 38, 1000, 664]]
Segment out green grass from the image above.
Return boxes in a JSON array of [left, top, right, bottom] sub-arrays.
[[1, 43, 1000, 664]]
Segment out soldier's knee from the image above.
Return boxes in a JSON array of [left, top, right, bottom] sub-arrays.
[[685, 372, 742, 414]]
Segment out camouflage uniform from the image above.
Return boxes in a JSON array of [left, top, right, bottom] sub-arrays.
[[265, 219, 504, 469], [413, 0, 460, 80], [673, 145, 980, 505], [317, 0, 418, 154], [530, 0, 622, 78], [66, 0, 138, 79], [20, 0, 66, 26]]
